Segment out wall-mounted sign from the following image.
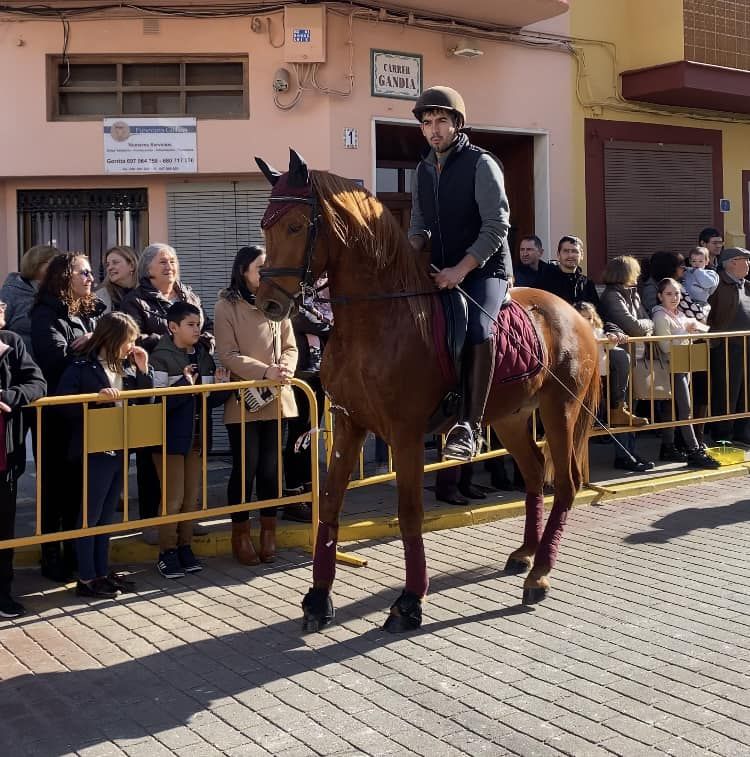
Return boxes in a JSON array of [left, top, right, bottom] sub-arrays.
[[371, 50, 422, 100], [343, 128, 358, 149], [103, 117, 197, 174], [720, 198, 731, 213]]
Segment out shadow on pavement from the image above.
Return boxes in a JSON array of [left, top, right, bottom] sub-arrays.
[[623, 497, 750, 544], [1, 562, 532, 754]]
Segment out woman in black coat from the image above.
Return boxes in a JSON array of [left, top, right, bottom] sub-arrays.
[[0, 298, 46, 617], [30, 253, 105, 582]]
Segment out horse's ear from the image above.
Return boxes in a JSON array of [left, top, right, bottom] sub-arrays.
[[255, 156, 281, 186], [288, 148, 310, 188]]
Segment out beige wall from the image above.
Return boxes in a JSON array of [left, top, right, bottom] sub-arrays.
[[0, 9, 575, 275]]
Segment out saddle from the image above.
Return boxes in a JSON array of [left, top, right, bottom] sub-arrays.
[[428, 288, 543, 434]]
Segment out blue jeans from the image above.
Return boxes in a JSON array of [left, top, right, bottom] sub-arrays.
[[75, 452, 123, 582]]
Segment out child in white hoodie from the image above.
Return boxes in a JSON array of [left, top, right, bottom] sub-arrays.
[[683, 246, 719, 311]]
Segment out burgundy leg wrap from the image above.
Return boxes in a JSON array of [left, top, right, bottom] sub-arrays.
[[403, 535, 429, 597], [536, 504, 569, 569], [524, 493, 545, 549], [313, 522, 338, 587]]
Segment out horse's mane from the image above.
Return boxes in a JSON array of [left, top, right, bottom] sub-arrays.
[[310, 170, 432, 341]]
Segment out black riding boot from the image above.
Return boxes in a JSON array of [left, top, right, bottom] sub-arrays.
[[443, 338, 496, 462]]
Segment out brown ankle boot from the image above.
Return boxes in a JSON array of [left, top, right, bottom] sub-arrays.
[[259, 516, 277, 563], [610, 405, 649, 427], [231, 522, 260, 566]]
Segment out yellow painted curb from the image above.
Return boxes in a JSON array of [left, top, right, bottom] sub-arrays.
[[13, 463, 750, 569]]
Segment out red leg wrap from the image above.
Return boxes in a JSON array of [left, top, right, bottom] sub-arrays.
[[536, 504, 568, 569], [313, 522, 338, 587], [403, 535, 429, 597], [524, 493, 545, 549]]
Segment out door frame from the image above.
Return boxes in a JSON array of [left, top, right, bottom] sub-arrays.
[[743, 169, 750, 249], [371, 117, 551, 260]]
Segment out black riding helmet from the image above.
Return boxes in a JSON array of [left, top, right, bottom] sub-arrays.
[[412, 86, 467, 128]]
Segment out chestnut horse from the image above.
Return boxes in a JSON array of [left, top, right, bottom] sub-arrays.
[[255, 150, 599, 633]]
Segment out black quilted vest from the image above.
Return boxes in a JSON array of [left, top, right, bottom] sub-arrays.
[[417, 135, 505, 280]]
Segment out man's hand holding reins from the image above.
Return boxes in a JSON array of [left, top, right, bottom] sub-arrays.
[[431, 254, 479, 290]]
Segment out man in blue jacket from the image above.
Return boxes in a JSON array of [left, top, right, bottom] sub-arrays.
[[408, 85, 511, 461]]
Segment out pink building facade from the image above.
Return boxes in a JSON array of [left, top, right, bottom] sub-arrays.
[[0, 1, 573, 308]]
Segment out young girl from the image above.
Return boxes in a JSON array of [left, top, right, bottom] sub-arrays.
[[652, 278, 718, 469], [57, 312, 153, 598]]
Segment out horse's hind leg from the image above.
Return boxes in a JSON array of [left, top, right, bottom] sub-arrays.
[[383, 432, 429, 633], [493, 416, 545, 574], [302, 413, 367, 632], [523, 396, 578, 605]]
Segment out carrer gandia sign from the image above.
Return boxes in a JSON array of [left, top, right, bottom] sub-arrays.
[[371, 50, 423, 100]]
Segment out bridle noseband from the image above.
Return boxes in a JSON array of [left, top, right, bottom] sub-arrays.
[[259, 194, 320, 305]]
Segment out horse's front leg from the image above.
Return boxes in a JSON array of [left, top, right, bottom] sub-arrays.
[[302, 412, 366, 632], [383, 433, 428, 633]]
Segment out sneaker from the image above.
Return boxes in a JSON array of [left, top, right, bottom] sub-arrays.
[[177, 545, 203, 573], [0, 594, 25, 618], [613, 456, 653, 473], [75, 578, 118, 599], [659, 444, 688, 462], [157, 549, 186, 579], [106, 571, 136, 593], [687, 449, 721, 470]]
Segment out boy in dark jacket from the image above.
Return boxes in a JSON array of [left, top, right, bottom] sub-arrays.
[[0, 300, 46, 617], [150, 302, 230, 578]]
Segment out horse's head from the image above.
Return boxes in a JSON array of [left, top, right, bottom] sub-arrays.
[[254, 149, 325, 321]]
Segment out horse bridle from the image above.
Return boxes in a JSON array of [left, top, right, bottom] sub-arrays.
[[259, 194, 320, 305], [259, 190, 440, 306]]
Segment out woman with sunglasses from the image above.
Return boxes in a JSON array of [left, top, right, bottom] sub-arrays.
[[30, 252, 106, 583]]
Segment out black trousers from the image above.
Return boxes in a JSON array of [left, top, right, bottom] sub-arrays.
[[227, 421, 283, 521], [282, 379, 325, 491], [135, 447, 161, 519], [0, 475, 18, 596], [39, 411, 81, 536]]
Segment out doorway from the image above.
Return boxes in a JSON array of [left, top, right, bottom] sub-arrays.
[[374, 122, 536, 270]]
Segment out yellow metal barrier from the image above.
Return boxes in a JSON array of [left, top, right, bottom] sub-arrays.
[[2, 378, 322, 554]]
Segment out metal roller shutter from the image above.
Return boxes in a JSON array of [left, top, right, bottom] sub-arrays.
[[167, 180, 270, 452], [604, 141, 714, 263]]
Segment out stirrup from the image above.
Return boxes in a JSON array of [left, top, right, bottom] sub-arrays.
[[443, 422, 475, 462]]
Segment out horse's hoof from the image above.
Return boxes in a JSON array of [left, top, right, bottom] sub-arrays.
[[522, 586, 549, 605], [504, 557, 531, 574], [382, 589, 422, 633], [301, 587, 334, 633]]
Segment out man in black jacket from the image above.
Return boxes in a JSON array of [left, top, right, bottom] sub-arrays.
[[540, 235, 600, 310], [0, 299, 46, 617], [408, 85, 511, 461]]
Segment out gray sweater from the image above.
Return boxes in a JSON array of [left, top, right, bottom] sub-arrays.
[[408, 148, 510, 269]]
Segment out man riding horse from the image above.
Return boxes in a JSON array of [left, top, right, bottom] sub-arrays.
[[408, 85, 511, 462]]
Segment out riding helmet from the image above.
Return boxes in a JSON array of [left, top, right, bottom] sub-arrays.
[[412, 86, 467, 127]]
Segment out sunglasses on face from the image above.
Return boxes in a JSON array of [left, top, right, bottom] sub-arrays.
[[75, 269, 94, 279]]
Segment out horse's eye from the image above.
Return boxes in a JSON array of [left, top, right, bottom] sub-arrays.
[[288, 223, 303, 234]]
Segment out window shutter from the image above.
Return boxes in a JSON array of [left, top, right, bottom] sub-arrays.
[[604, 141, 714, 263], [167, 181, 270, 453]]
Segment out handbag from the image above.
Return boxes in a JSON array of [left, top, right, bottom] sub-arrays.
[[632, 352, 672, 400], [241, 322, 281, 412]]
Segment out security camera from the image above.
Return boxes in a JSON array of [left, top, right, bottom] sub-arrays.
[[273, 68, 290, 93]]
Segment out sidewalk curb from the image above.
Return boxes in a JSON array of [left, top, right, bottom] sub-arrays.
[[14, 463, 750, 569]]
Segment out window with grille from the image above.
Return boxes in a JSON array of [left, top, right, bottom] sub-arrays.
[[47, 55, 248, 120]]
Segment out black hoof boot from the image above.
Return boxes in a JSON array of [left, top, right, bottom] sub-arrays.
[[301, 587, 334, 633], [504, 557, 531, 574], [383, 590, 423, 633], [522, 586, 548, 605]]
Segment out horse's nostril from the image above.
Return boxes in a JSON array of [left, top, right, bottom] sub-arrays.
[[265, 300, 283, 317]]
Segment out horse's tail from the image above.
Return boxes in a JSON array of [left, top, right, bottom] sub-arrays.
[[572, 358, 601, 489], [543, 357, 601, 488]]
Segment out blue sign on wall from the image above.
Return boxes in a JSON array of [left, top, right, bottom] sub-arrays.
[[720, 198, 731, 213]]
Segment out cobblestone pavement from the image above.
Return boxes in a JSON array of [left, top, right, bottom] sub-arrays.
[[2, 476, 750, 756]]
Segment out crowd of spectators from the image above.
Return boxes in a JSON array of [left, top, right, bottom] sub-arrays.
[[0, 227, 748, 618]]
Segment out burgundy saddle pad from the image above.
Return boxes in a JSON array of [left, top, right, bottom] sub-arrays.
[[432, 298, 544, 387]]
